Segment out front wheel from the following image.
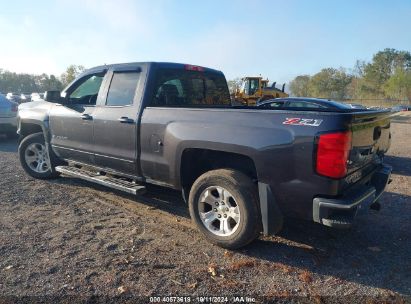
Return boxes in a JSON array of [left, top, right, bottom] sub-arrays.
[[189, 169, 261, 249], [18, 132, 60, 179]]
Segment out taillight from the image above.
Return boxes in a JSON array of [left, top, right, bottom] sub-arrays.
[[316, 131, 352, 179], [11, 104, 18, 112]]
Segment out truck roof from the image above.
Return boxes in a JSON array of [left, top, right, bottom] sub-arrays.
[[83, 62, 224, 76]]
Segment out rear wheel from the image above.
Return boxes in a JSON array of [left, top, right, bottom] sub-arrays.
[[18, 133, 60, 179], [189, 169, 261, 249]]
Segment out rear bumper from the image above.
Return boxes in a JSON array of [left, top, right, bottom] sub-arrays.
[[313, 164, 392, 228]]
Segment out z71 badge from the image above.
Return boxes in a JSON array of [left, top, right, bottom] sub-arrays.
[[283, 118, 323, 127]]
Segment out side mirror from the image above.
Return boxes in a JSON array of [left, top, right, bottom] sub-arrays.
[[44, 90, 62, 103]]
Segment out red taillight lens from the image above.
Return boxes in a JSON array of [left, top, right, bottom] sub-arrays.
[[11, 104, 18, 112], [316, 131, 352, 178]]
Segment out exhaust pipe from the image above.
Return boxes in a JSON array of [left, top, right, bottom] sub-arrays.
[[282, 83, 285, 92]]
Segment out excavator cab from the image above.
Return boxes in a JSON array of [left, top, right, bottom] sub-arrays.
[[240, 77, 261, 97]]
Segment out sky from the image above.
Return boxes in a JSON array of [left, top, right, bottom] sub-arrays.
[[1, 0, 411, 84]]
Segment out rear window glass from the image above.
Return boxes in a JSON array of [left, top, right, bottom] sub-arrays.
[[106, 72, 140, 106], [151, 69, 231, 107]]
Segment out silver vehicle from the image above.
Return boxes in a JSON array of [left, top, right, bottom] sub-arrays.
[[0, 94, 18, 138]]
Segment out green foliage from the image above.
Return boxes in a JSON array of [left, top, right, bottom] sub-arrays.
[[309, 68, 353, 99], [383, 68, 411, 101], [289, 68, 352, 99], [60, 65, 85, 87], [0, 64, 87, 94], [289, 75, 310, 97], [288, 48, 411, 102], [0, 69, 63, 93], [359, 48, 411, 98]]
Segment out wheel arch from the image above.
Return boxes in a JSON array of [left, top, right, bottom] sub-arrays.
[[180, 148, 258, 201], [18, 120, 48, 141], [180, 148, 283, 236]]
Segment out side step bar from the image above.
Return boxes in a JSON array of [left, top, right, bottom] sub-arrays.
[[55, 166, 146, 195]]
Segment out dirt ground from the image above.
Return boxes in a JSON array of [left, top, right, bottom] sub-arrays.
[[0, 113, 410, 303]]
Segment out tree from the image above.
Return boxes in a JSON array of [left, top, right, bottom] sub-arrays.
[[287, 48, 411, 101], [307, 68, 353, 100], [60, 65, 85, 87], [289, 75, 311, 97], [0, 69, 63, 93], [227, 78, 242, 95], [384, 68, 411, 101], [36, 74, 63, 91], [361, 48, 411, 97]]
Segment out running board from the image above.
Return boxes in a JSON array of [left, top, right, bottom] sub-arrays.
[[55, 166, 146, 195]]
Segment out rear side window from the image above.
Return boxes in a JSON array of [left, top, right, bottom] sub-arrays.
[[106, 72, 140, 106], [151, 69, 230, 106]]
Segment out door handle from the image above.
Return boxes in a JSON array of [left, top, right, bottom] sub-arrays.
[[81, 114, 92, 120], [118, 117, 134, 124]]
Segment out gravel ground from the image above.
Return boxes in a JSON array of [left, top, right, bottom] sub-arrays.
[[0, 113, 410, 303]]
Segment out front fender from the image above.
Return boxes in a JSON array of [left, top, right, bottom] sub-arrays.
[[18, 101, 53, 141]]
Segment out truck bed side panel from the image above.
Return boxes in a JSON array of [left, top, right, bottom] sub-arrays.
[[140, 107, 353, 219]]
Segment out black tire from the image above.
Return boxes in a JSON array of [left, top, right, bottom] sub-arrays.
[[18, 132, 60, 179], [189, 169, 261, 249]]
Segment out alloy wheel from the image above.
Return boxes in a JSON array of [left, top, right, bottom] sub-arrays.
[[198, 186, 241, 237]]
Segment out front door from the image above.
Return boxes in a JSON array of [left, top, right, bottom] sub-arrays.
[[92, 66, 143, 176], [49, 70, 107, 164]]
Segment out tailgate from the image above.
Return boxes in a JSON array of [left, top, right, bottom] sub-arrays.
[[347, 110, 391, 175]]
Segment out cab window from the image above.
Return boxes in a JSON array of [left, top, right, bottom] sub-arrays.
[[249, 79, 259, 95], [68, 73, 105, 105]]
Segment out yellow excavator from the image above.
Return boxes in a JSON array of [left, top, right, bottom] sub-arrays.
[[234, 76, 288, 106]]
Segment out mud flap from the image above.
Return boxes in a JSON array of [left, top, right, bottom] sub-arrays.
[[258, 182, 283, 235]]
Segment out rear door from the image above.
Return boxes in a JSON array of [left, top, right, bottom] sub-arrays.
[[92, 65, 143, 176]]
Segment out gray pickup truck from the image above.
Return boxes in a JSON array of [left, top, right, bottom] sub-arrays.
[[17, 62, 392, 249]]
